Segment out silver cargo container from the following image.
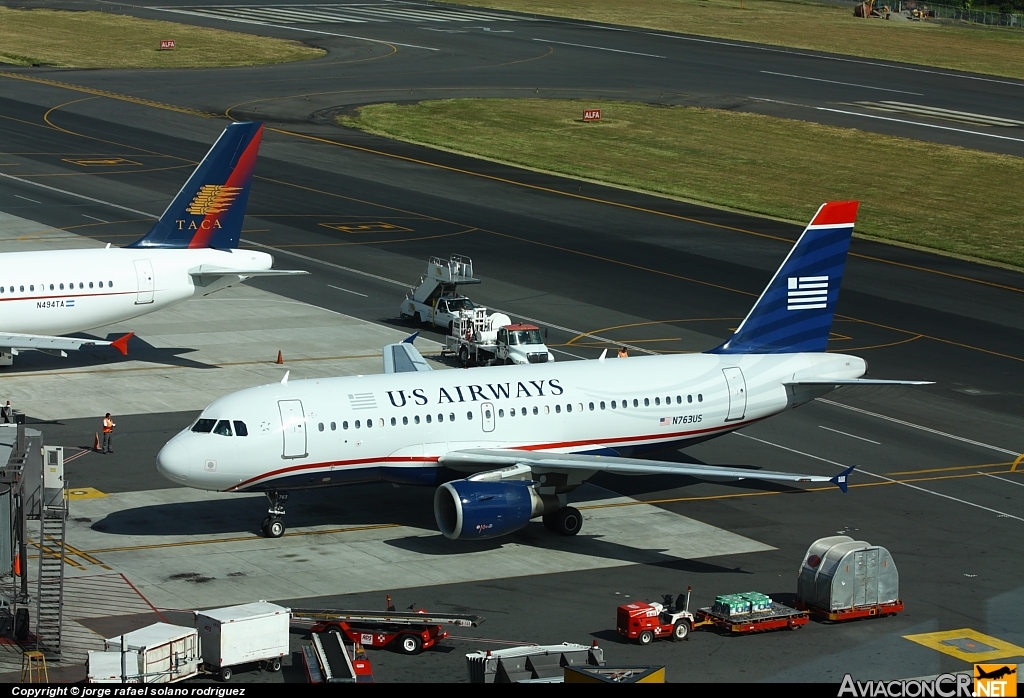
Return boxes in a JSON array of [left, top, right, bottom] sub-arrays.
[[797, 535, 899, 611]]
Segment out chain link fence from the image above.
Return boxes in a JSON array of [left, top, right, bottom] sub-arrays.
[[900, 1, 1023, 27]]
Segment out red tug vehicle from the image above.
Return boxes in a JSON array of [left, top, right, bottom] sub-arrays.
[[617, 588, 699, 645]]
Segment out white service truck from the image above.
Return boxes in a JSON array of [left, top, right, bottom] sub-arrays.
[[195, 601, 290, 682], [399, 254, 480, 333], [444, 310, 555, 366]]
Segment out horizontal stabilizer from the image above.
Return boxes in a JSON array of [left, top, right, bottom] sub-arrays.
[[189, 266, 308, 280], [440, 448, 848, 488], [787, 379, 933, 386], [0, 331, 132, 356], [383, 337, 432, 373], [830, 465, 856, 493]]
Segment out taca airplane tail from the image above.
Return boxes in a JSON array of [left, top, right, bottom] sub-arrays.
[[709, 201, 858, 354], [127, 122, 264, 250]]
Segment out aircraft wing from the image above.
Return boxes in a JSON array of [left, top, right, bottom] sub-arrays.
[[439, 448, 855, 492], [0, 331, 133, 357], [383, 333, 432, 374], [189, 265, 308, 281], [786, 379, 933, 385]]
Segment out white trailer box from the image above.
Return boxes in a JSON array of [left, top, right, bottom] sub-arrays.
[[195, 601, 290, 680], [104, 623, 200, 683], [87, 650, 135, 683]]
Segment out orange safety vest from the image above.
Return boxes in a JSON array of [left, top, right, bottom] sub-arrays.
[[103, 417, 114, 433]]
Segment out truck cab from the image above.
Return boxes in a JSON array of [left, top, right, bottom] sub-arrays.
[[496, 324, 553, 365]]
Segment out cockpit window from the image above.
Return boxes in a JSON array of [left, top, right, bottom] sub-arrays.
[[191, 419, 216, 433], [233, 421, 248, 437], [213, 420, 233, 436]]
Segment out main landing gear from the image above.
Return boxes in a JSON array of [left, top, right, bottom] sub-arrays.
[[542, 506, 583, 536], [261, 490, 289, 538]]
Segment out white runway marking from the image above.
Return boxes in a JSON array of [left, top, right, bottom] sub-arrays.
[[736, 432, 1024, 523], [818, 425, 880, 444], [157, 3, 527, 25], [329, 284, 369, 297], [980, 472, 1024, 488], [531, 38, 665, 59], [82, 214, 109, 223], [760, 71, 924, 96], [14, 194, 40, 203], [817, 398, 1021, 456]]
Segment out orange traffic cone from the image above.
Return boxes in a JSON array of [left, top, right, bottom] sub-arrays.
[[94, 432, 101, 451], [276, 351, 284, 365], [13, 554, 20, 577]]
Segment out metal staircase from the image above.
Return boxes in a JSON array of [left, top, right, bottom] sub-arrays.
[[34, 485, 66, 656]]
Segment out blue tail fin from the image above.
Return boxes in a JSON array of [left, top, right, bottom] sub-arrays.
[[830, 465, 856, 493], [708, 201, 858, 354], [128, 122, 263, 249]]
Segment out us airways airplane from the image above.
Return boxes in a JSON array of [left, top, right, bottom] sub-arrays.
[[157, 201, 929, 540], [0, 121, 302, 365]]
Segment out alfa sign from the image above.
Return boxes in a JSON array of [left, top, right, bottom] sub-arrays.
[[160, 39, 176, 50], [583, 109, 601, 121]]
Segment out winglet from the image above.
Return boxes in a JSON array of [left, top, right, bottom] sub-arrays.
[[281, 370, 290, 385], [111, 332, 134, 356], [830, 465, 856, 493], [403, 332, 420, 345], [598, 349, 607, 362]]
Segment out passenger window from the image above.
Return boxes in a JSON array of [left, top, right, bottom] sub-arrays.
[[330, 422, 336, 431], [578, 403, 583, 412], [29, 285, 33, 292], [467, 411, 473, 420], [450, 413, 455, 422], [509, 409, 515, 418], [520, 408, 526, 416], [544, 406, 550, 414], [318, 423, 324, 432], [49, 284, 53, 291], [378, 418, 384, 427], [555, 405, 562, 414], [89, 282, 94, 289], [109, 280, 113, 287], [566, 404, 572, 413], [366, 419, 373, 428], [213, 420, 232, 437], [532, 406, 538, 415], [426, 415, 432, 424], [19, 286, 23, 292], [191, 418, 216, 433], [498, 410, 504, 418], [415, 416, 421, 424], [698, 394, 703, 402], [403, 416, 409, 425], [436, 413, 442, 422], [233, 421, 248, 437], [676, 396, 682, 404], [355, 420, 361, 429], [589, 402, 595, 411], [633, 399, 639, 407], [99, 281, 103, 288], [484, 409, 491, 420], [643, 398, 649, 407], [59, 284, 63, 290], [688, 395, 693, 403], [343, 421, 349, 430], [79, 283, 83, 289], [655, 397, 661, 406], [391, 417, 396, 426], [600, 401, 606, 410], [611, 401, 616, 409]]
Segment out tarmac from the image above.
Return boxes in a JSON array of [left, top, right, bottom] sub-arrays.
[[0, 1, 1020, 683]]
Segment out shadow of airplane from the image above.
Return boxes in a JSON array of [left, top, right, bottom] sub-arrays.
[[2, 333, 213, 372]]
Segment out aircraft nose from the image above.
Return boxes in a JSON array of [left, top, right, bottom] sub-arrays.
[[157, 439, 191, 484]]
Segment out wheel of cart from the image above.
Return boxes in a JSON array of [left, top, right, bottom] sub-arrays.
[[398, 633, 423, 655], [637, 630, 654, 646], [672, 619, 690, 641], [218, 666, 232, 682], [458, 346, 471, 367]]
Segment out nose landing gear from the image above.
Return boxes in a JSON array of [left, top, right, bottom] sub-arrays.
[[261, 490, 289, 538]]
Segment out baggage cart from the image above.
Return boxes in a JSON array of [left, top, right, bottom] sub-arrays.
[[103, 623, 200, 683], [695, 603, 808, 633], [194, 601, 290, 681]]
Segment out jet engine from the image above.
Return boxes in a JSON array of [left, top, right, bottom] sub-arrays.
[[434, 478, 557, 540]]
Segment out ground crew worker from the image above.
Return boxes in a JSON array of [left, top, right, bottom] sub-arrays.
[[617, 346, 629, 358], [101, 413, 115, 454]]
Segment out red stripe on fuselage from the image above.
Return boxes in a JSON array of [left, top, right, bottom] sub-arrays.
[[189, 124, 263, 249], [223, 416, 764, 492]]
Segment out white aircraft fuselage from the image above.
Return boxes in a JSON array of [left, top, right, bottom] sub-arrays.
[[157, 351, 865, 493], [0, 247, 273, 336]]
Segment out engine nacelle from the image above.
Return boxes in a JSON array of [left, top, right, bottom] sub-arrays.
[[434, 479, 547, 540]]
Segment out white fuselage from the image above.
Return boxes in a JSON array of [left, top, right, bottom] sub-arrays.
[[0, 247, 273, 335], [157, 351, 866, 492]]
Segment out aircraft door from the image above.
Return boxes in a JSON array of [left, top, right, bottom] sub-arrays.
[[722, 367, 747, 421], [480, 402, 495, 433], [278, 399, 308, 459], [133, 259, 155, 304]]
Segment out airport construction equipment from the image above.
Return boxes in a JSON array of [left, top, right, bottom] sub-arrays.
[[295, 597, 483, 655], [399, 254, 480, 332], [466, 642, 605, 683], [90, 623, 201, 683], [195, 602, 290, 681], [795, 535, 904, 621], [303, 631, 373, 683]]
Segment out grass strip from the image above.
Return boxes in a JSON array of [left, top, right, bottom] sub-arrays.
[[0, 8, 324, 68], [340, 99, 1024, 268], [447, 0, 1024, 80]]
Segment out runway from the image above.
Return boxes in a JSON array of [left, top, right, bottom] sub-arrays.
[[0, 1, 1021, 683]]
